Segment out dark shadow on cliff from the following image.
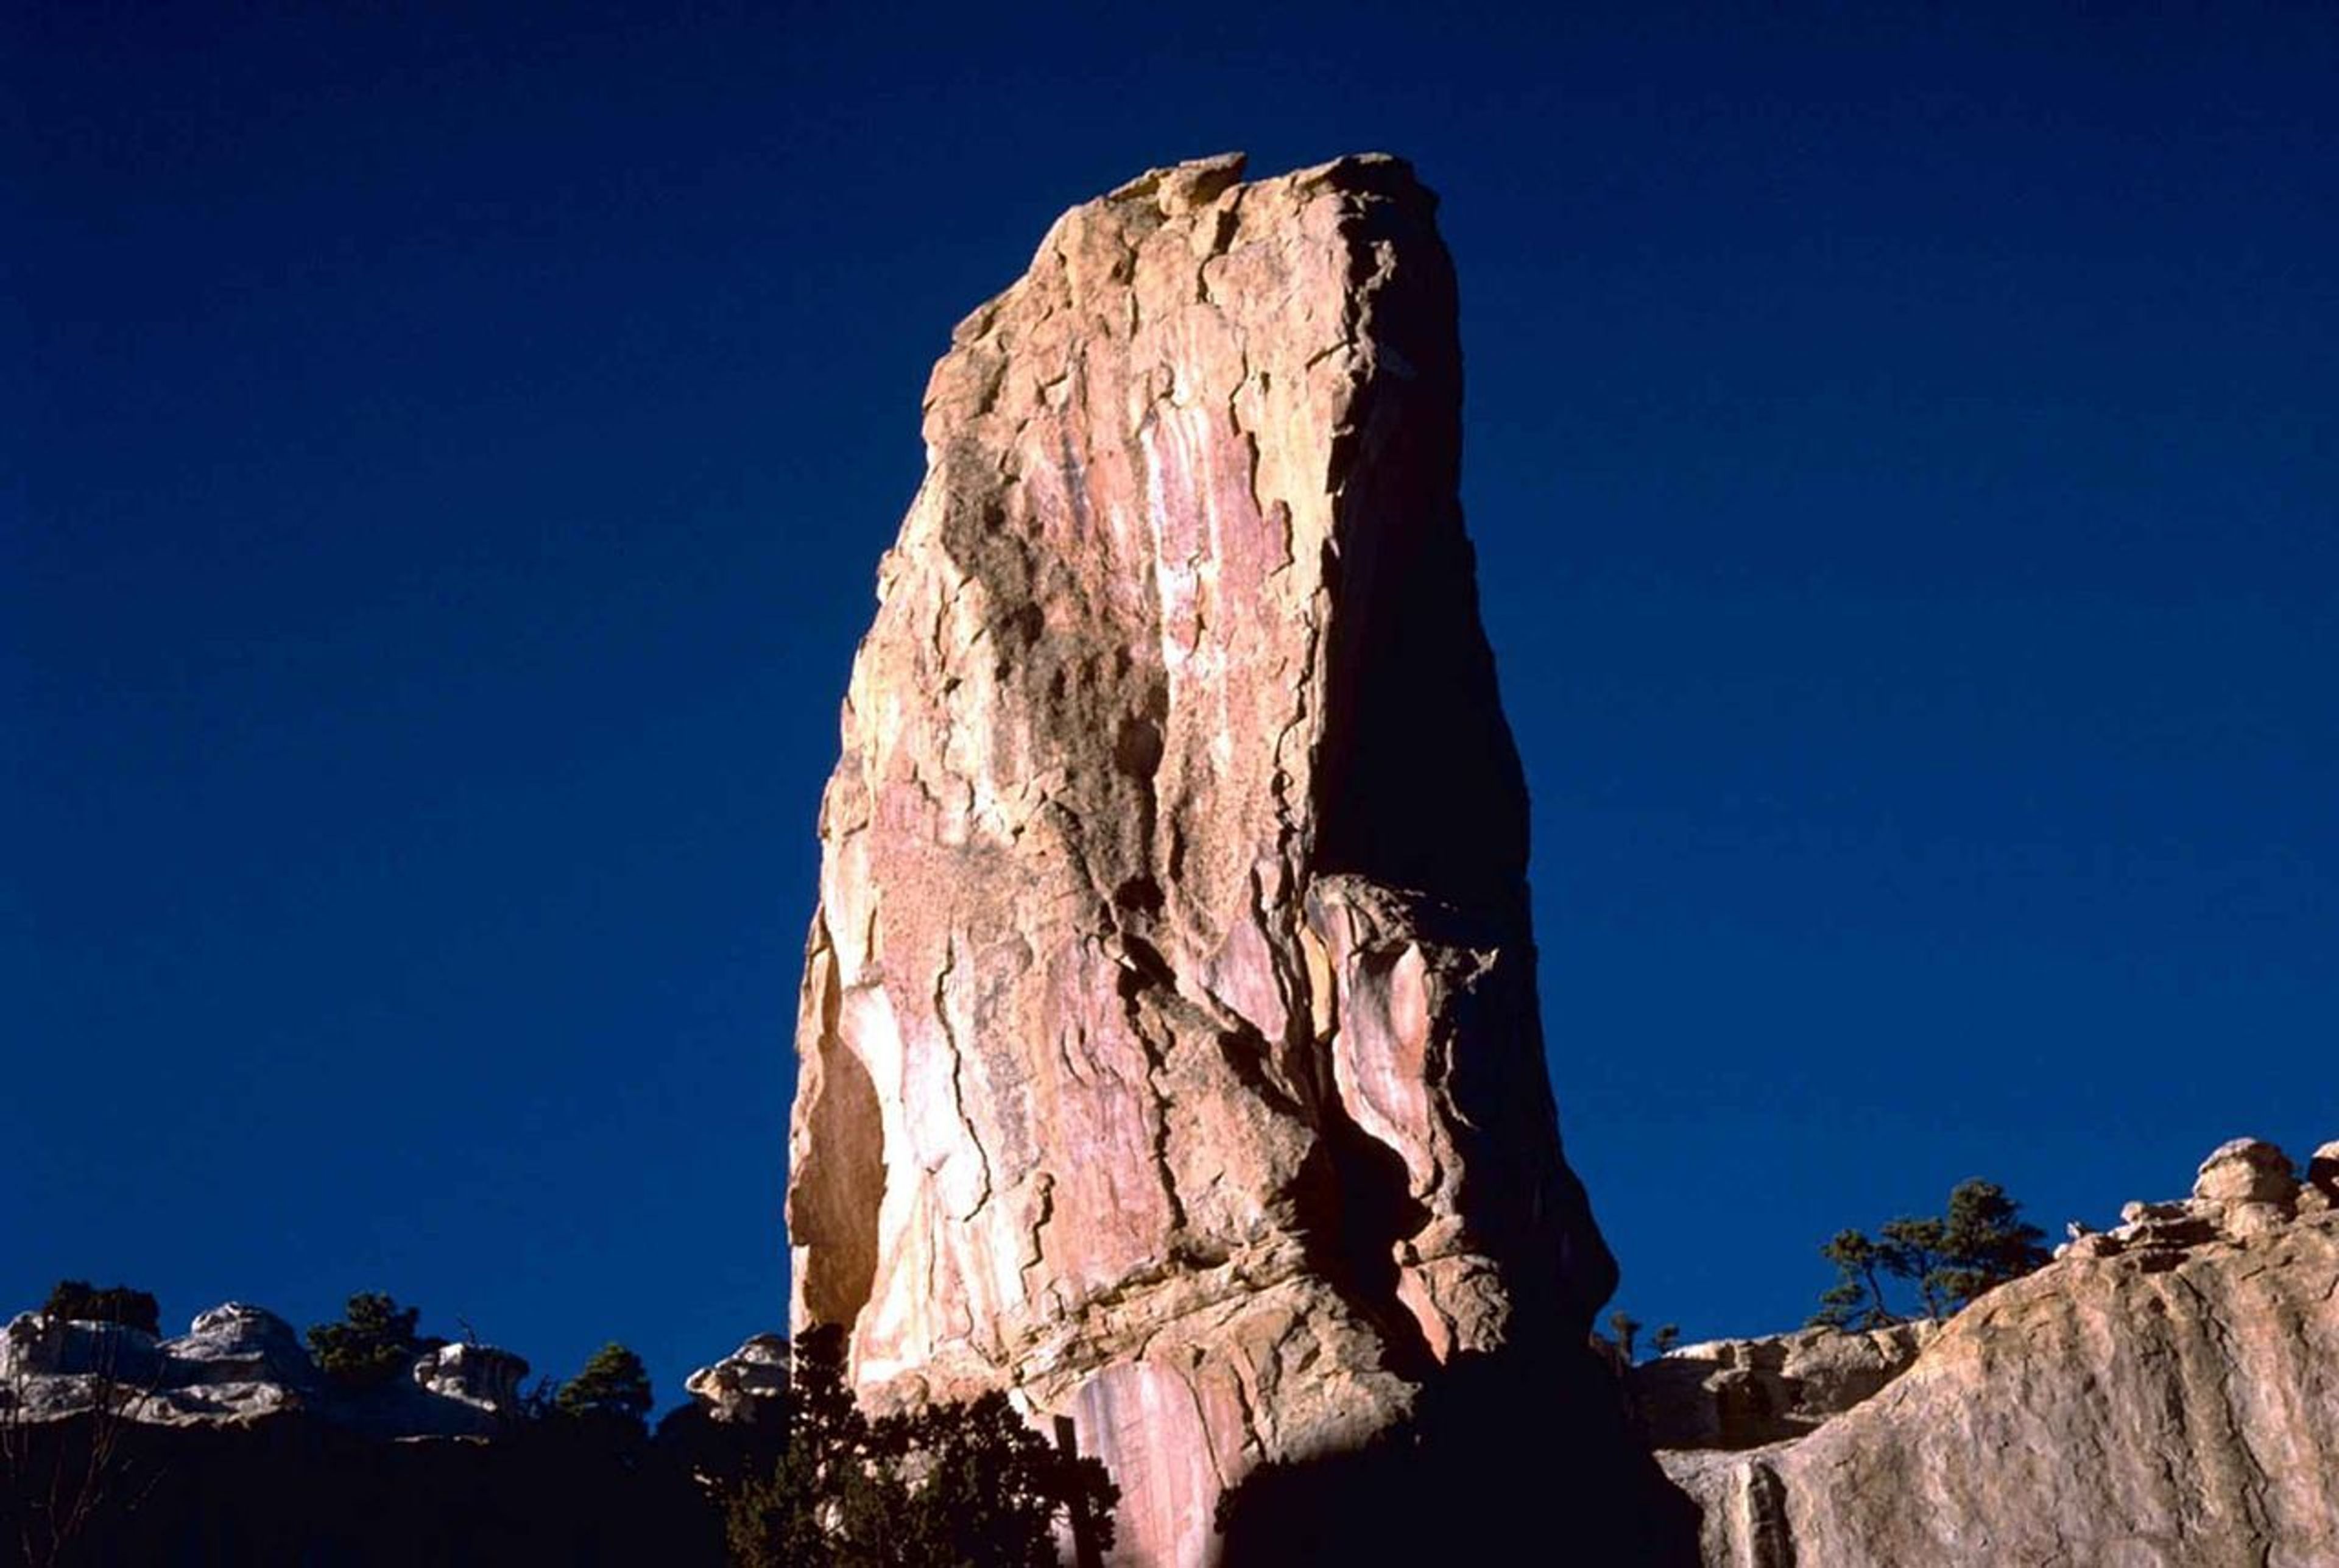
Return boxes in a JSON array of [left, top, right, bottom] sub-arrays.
[[1215, 1343, 1701, 1567], [1289, 1090, 1439, 1379]]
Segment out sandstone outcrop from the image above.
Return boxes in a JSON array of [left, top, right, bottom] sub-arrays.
[[1631, 1321, 1939, 1450], [1665, 1137, 2339, 1567], [0, 1301, 526, 1434], [785, 151, 1673, 1564], [682, 1332, 790, 1426]]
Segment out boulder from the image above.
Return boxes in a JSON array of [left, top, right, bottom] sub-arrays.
[[683, 1333, 789, 1425], [163, 1302, 312, 1388], [0, 1311, 164, 1386], [412, 1343, 530, 1417], [2192, 1135, 2300, 1206], [2304, 1141, 2339, 1212]]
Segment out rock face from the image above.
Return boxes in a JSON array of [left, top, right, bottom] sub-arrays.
[[1667, 1138, 2339, 1567], [785, 152, 1652, 1565], [1630, 1321, 1939, 1451]]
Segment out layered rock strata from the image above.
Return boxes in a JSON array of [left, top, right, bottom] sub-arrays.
[[784, 152, 1657, 1565], [1666, 1137, 2339, 1567]]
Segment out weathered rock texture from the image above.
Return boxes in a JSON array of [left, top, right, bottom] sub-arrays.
[[1667, 1137, 2339, 1567], [0, 1302, 528, 1435], [682, 1332, 791, 1426], [785, 152, 1659, 1566], [1631, 1321, 1939, 1451]]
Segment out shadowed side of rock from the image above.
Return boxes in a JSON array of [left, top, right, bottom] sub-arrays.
[[785, 150, 1683, 1565], [0, 1414, 725, 1567]]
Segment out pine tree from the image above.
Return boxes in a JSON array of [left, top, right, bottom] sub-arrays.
[[306, 1293, 432, 1388], [1811, 1179, 2051, 1327], [1879, 1215, 1951, 1320], [1933, 1178, 2051, 1310], [1810, 1229, 1899, 1329], [556, 1342, 654, 1432]]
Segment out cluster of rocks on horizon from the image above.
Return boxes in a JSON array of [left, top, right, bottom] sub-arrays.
[[0, 1301, 787, 1440], [2058, 1134, 2338, 1257]]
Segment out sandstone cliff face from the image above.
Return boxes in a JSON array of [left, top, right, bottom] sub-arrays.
[[785, 152, 1634, 1565], [1667, 1139, 2339, 1568]]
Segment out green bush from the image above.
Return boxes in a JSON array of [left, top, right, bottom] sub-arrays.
[[556, 1342, 654, 1433], [306, 1293, 436, 1388], [1811, 1178, 2050, 1329], [725, 1323, 1118, 1568], [40, 1280, 160, 1337]]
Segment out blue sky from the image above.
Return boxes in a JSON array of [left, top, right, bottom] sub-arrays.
[[9, 2, 2334, 1406]]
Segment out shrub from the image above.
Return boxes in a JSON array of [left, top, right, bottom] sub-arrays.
[[1604, 1310, 1641, 1363], [1811, 1178, 2051, 1329], [306, 1293, 435, 1389], [725, 1323, 1117, 1568], [556, 1342, 654, 1433]]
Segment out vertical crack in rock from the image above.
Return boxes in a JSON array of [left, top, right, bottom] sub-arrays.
[[786, 152, 1673, 1566], [932, 936, 992, 1223], [1743, 1460, 1798, 1568]]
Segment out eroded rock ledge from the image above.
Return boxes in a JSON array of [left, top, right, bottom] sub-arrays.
[[784, 152, 1664, 1566], [1631, 1320, 1941, 1452], [1, 1302, 527, 1435], [1664, 1137, 2339, 1568]]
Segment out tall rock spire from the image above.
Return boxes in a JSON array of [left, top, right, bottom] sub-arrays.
[[786, 152, 1668, 1565]]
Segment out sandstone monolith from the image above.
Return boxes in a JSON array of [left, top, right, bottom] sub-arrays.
[[785, 152, 1680, 1566]]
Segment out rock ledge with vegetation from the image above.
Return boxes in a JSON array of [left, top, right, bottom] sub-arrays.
[[1663, 1136, 2339, 1567]]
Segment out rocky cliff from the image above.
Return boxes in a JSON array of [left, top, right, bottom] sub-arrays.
[[0, 1301, 755, 1566], [1665, 1137, 2339, 1567], [784, 151, 1680, 1565]]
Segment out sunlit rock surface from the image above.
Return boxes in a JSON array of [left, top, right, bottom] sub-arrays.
[[682, 1332, 790, 1426], [0, 1301, 529, 1435], [784, 151, 1666, 1566], [1665, 1138, 2339, 1567]]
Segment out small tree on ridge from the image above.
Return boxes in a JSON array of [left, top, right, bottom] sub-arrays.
[[1810, 1178, 2051, 1329]]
